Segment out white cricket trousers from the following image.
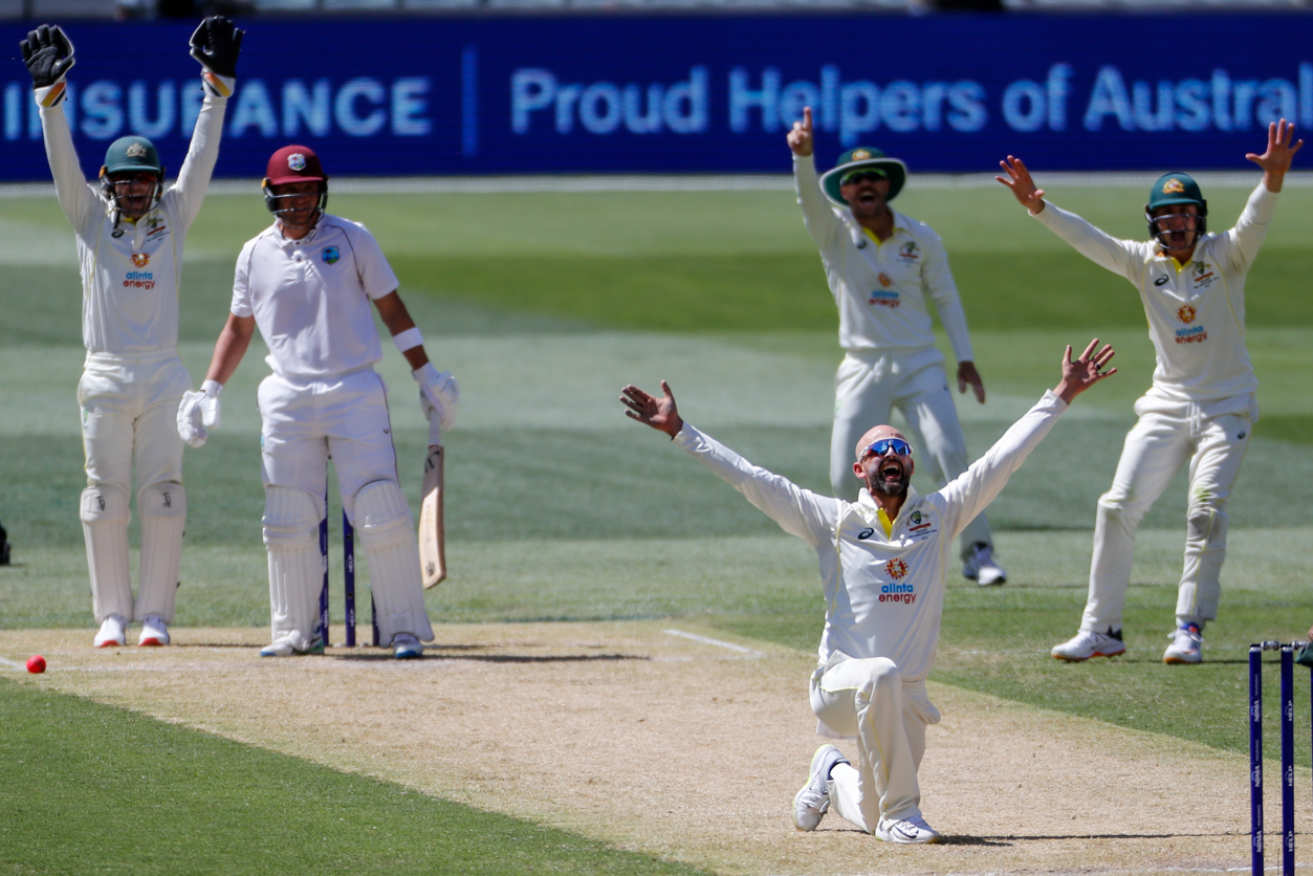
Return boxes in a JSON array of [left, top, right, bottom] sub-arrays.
[[258, 368, 403, 518], [810, 655, 940, 832], [830, 351, 992, 557], [1081, 399, 1251, 633], [258, 367, 433, 646], [78, 350, 190, 622]]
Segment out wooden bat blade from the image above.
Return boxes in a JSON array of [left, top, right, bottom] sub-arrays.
[[419, 445, 445, 588]]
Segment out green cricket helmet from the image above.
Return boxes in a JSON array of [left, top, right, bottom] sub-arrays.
[[99, 136, 165, 207], [819, 147, 908, 208], [1145, 172, 1207, 246]]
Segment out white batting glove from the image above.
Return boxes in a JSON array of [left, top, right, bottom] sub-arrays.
[[176, 380, 223, 448], [413, 364, 458, 432]]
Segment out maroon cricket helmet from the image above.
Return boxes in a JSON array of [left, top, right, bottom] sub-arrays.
[[265, 145, 328, 186]]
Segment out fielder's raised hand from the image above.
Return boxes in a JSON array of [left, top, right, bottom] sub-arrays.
[[190, 16, 243, 83], [996, 155, 1046, 215], [787, 106, 814, 158], [1054, 338, 1116, 404], [621, 381, 684, 438], [1246, 118, 1303, 193], [20, 24, 74, 91]]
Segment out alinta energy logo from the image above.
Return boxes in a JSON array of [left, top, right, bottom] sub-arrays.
[[125, 252, 155, 289], [1175, 303, 1206, 344], [880, 557, 915, 604]]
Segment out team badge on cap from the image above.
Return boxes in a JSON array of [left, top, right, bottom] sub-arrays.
[[288, 153, 307, 172], [322, 246, 340, 265], [851, 149, 871, 160], [1163, 178, 1185, 194], [125, 143, 148, 158]]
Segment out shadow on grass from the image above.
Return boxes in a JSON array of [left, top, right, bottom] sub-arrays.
[[333, 652, 651, 663]]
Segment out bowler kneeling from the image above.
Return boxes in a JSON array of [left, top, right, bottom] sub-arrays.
[[620, 340, 1116, 843]]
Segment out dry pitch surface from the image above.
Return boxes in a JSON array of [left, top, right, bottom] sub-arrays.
[[0, 623, 1283, 876]]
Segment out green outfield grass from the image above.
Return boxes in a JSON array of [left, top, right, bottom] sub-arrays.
[[1, 181, 1312, 872], [0, 679, 710, 876]]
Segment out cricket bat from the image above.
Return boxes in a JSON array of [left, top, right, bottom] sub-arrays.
[[418, 413, 446, 588]]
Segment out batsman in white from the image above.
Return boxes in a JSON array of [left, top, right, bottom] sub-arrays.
[[20, 18, 241, 648], [178, 145, 457, 659], [788, 107, 1005, 585], [622, 341, 1116, 843], [998, 119, 1302, 665]]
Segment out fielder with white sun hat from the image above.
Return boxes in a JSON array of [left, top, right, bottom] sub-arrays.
[[790, 107, 1005, 585]]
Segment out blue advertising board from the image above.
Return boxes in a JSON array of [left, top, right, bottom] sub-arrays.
[[2, 14, 1312, 180]]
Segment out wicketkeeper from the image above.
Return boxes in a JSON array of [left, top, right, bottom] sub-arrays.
[[21, 18, 241, 647], [180, 145, 457, 659], [622, 340, 1116, 843]]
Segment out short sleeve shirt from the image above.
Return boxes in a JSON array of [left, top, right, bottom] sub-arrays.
[[232, 214, 399, 378]]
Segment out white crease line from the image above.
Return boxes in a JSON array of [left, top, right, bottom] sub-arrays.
[[0, 656, 27, 670], [664, 629, 763, 658]]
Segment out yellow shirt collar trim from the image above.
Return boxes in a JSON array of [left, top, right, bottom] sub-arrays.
[[877, 507, 894, 538]]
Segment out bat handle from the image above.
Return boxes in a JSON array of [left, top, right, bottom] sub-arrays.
[[426, 409, 442, 448]]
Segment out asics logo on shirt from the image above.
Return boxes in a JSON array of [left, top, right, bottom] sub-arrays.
[[858, 528, 875, 540], [1154, 275, 1170, 286]]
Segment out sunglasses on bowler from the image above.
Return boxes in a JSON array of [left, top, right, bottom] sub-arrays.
[[863, 438, 912, 459]]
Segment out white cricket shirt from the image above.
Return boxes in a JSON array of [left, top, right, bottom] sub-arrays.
[[1033, 184, 1276, 411], [37, 79, 228, 355], [794, 154, 974, 363], [673, 390, 1067, 682], [232, 215, 400, 379]]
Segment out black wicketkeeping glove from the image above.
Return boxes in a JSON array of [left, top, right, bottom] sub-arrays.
[[189, 16, 243, 79], [19, 24, 75, 90]]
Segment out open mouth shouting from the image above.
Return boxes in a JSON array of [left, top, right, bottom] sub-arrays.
[[873, 457, 910, 496]]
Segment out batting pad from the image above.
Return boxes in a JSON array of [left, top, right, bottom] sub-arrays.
[[81, 484, 132, 623], [136, 483, 186, 623], [262, 486, 322, 650], [355, 480, 433, 644]]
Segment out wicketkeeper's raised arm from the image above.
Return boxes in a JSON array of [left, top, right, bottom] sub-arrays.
[[169, 16, 242, 231], [22, 25, 98, 231], [938, 339, 1116, 538]]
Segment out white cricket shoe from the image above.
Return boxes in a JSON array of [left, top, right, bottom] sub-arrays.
[[94, 615, 127, 648], [793, 744, 848, 831], [1163, 627, 1203, 664], [393, 633, 423, 660], [138, 615, 170, 647], [876, 814, 942, 844], [1051, 628, 1126, 661], [962, 543, 1007, 586], [260, 634, 324, 657]]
